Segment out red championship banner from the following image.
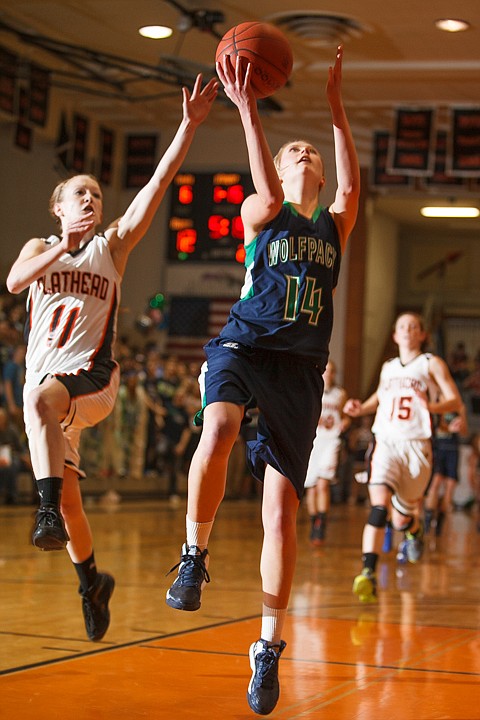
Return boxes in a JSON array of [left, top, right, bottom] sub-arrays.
[[72, 114, 89, 172], [55, 111, 72, 171], [17, 86, 29, 120], [0, 46, 17, 114], [98, 127, 114, 185], [389, 107, 435, 175], [28, 62, 50, 127], [15, 85, 31, 151], [449, 108, 480, 176], [424, 129, 466, 188], [14, 122, 32, 151], [124, 134, 158, 189], [371, 131, 411, 188]]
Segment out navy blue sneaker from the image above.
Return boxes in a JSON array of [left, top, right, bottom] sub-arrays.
[[247, 638, 286, 715], [166, 543, 210, 611]]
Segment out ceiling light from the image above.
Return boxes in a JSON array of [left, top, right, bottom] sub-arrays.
[[139, 25, 173, 39], [435, 18, 470, 32], [420, 206, 479, 218]]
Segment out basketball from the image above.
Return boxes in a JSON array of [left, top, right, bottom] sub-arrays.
[[215, 22, 293, 99]]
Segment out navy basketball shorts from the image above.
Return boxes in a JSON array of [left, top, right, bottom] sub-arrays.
[[195, 338, 325, 499], [433, 438, 459, 481]]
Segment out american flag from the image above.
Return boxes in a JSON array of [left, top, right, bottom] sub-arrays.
[[165, 296, 237, 362]]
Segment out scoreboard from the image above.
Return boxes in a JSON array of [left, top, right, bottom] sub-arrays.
[[168, 171, 254, 263]]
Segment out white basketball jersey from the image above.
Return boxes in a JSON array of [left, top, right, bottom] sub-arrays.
[[317, 385, 345, 437], [25, 234, 121, 385], [372, 353, 437, 440]]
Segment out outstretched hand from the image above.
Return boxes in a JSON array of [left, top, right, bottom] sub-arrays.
[[216, 55, 257, 110], [182, 73, 218, 126], [326, 44, 344, 111], [343, 398, 362, 417]]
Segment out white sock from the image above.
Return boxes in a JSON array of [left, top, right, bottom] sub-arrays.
[[186, 516, 213, 551], [261, 605, 287, 646]]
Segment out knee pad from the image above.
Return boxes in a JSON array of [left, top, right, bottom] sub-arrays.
[[368, 505, 388, 528]]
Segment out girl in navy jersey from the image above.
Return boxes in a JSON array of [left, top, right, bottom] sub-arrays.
[[6, 74, 217, 641], [166, 46, 360, 715], [344, 312, 463, 604]]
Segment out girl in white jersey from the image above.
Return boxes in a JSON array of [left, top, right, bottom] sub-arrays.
[[304, 360, 350, 544], [6, 74, 217, 640], [344, 312, 462, 603]]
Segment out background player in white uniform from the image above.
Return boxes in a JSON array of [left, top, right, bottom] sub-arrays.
[[344, 312, 462, 603], [6, 74, 217, 640], [304, 360, 350, 544]]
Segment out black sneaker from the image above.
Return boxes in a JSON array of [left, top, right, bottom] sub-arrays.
[[424, 509, 434, 534], [247, 638, 286, 715], [309, 516, 325, 546], [32, 504, 69, 551], [80, 572, 115, 641], [165, 543, 210, 611]]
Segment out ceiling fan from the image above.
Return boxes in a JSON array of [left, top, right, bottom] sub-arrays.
[[159, 1, 284, 112], [162, 0, 225, 39]]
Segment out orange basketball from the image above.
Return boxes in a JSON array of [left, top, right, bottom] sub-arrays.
[[215, 22, 293, 99]]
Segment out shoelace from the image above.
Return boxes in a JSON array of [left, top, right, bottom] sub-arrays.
[[167, 553, 211, 586], [37, 507, 61, 527], [82, 598, 95, 626], [254, 649, 278, 687]]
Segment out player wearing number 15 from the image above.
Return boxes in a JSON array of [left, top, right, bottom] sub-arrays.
[[344, 312, 462, 604], [6, 74, 217, 640]]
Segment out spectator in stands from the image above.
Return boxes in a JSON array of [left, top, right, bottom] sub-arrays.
[[117, 371, 148, 481], [159, 386, 192, 503], [345, 415, 373, 505], [3, 344, 26, 431], [449, 341, 470, 385], [0, 407, 31, 505], [464, 355, 480, 415]]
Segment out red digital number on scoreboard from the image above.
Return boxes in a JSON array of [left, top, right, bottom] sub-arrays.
[[208, 215, 230, 239], [213, 184, 244, 204], [176, 228, 197, 253]]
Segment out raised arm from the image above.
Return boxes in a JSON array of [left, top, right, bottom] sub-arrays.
[[107, 74, 218, 274], [216, 56, 284, 242], [327, 45, 360, 252]]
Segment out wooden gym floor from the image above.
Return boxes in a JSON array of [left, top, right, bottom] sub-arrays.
[[1, 497, 480, 719]]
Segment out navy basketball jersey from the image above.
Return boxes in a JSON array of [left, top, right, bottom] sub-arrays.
[[219, 202, 341, 362]]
